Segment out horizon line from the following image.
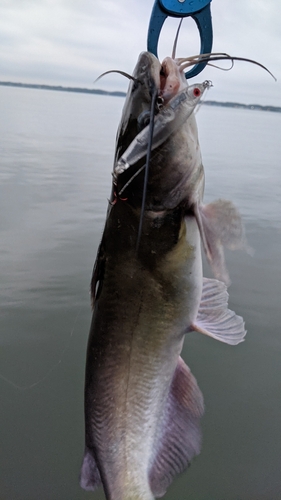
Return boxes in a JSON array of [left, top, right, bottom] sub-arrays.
[[1, 80, 280, 113]]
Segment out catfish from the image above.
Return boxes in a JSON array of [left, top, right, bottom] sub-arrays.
[[80, 52, 246, 500]]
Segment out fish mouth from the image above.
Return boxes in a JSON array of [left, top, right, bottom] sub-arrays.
[[135, 52, 188, 105], [159, 56, 188, 103]]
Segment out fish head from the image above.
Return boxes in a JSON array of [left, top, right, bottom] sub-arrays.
[[115, 52, 161, 163], [115, 53, 190, 162], [114, 52, 209, 210]]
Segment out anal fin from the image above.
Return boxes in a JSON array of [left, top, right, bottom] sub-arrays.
[[149, 357, 204, 498], [192, 277, 246, 345]]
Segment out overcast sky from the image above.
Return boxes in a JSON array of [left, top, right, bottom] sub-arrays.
[[0, 0, 280, 105]]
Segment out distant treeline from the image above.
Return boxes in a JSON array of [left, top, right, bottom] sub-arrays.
[[203, 100, 281, 113], [0, 81, 126, 98], [1, 81, 281, 113]]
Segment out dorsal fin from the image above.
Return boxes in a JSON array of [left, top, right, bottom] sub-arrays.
[[194, 199, 248, 285]]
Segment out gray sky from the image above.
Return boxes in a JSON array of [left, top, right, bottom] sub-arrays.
[[0, 0, 280, 105]]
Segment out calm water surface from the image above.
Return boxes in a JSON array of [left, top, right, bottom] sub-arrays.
[[1, 87, 281, 500]]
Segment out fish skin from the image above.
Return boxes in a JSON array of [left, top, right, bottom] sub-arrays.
[[80, 52, 246, 499]]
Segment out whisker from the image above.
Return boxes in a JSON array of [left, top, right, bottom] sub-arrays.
[[180, 57, 234, 72], [177, 53, 276, 81], [176, 52, 231, 65], [172, 18, 183, 60], [207, 60, 234, 71], [94, 70, 140, 84]]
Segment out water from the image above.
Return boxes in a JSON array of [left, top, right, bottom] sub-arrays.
[[0, 86, 281, 500]]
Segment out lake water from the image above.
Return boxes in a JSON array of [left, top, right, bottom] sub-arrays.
[[0, 86, 281, 500]]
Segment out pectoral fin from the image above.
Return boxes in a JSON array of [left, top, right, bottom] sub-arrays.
[[191, 278, 246, 345], [194, 199, 247, 285], [149, 357, 204, 497]]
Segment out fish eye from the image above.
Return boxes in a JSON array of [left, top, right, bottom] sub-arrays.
[[139, 64, 148, 75], [137, 110, 151, 132]]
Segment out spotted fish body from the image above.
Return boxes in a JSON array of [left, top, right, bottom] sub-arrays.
[[80, 52, 246, 500]]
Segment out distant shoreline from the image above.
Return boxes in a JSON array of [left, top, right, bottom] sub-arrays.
[[1, 80, 280, 113]]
